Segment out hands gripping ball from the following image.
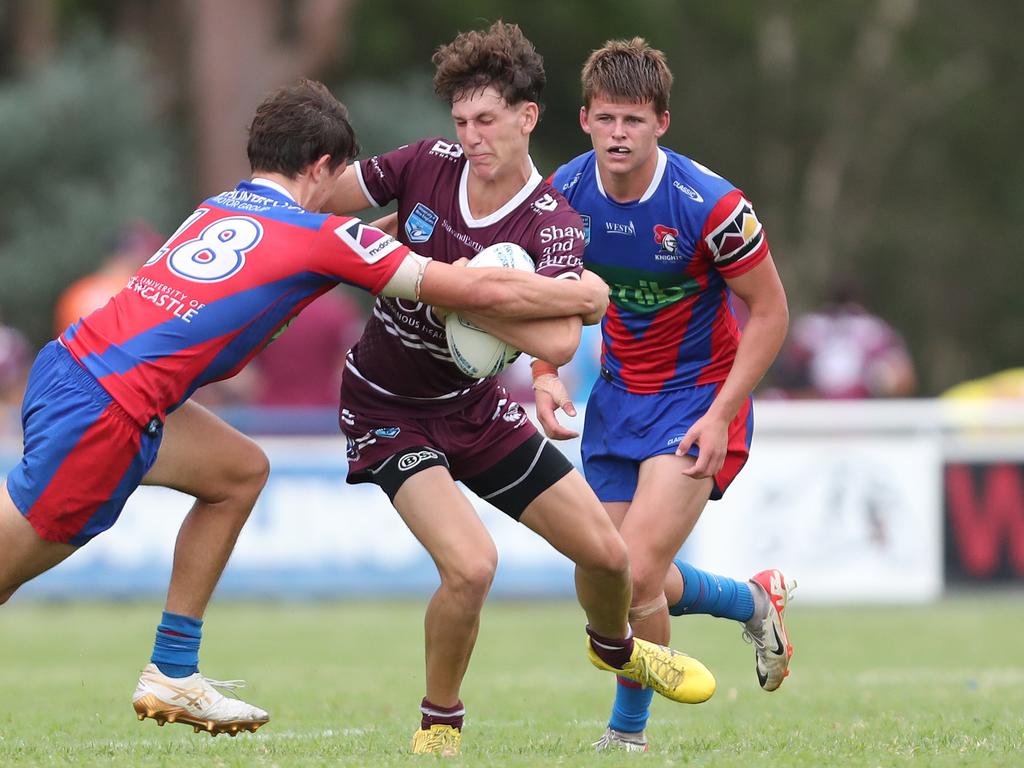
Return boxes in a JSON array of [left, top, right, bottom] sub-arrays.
[[445, 242, 534, 378]]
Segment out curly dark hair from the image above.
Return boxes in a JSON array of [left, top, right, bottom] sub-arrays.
[[432, 20, 545, 108], [247, 79, 359, 177]]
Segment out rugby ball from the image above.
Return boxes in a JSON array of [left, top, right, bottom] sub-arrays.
[[445, 242, 535, 378]]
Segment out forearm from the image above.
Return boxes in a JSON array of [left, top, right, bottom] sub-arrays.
[[464, 314, 582, 366], [706, 309, 788, 422], [475, 271, 604, 320]]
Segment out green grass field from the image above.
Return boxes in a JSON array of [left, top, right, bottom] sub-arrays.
[[1, 596, 1021, 767]]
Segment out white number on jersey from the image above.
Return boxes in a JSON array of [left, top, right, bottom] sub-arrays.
[[166, 216, 263, 282]]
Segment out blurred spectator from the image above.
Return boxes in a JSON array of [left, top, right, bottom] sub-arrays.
[[0, 307, 31, 406], [53, 221, 164, 334], [769, 278, 917, 399], [251, 288, 366, 407]]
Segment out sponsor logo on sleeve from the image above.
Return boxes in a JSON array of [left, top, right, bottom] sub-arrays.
[[429, 140, 464, 161], [705, 197, 764, 267], [532, 193, 559, 213], [405, 203, 438, 243], [334, 220, 404, 264], [580, 214, 591, 245]]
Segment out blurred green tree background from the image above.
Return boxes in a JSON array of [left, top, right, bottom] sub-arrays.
[[0, 0, 1020, 393]]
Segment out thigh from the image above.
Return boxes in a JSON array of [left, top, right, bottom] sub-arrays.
[[0, 481, 76, 594], [392, 466, 496, 574], [618, 454, 713, 582], [518, 469, 621, 566], [142, 400, 265, 499]]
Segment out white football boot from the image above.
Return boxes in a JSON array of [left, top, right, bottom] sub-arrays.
[[593, 726, 649, 753], [132, 663, 269, 736], [743, 569, 795, 691]]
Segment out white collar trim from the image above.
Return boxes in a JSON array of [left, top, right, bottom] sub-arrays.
[[458, 160, 543, 228], [595, 147, 667, 204]]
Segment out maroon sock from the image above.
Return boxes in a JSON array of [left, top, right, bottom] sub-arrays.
[[420, 697, 465, 731], [586, 625, 635, 670]]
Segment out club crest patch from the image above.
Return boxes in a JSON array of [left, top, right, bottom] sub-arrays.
[[405, 203, 438, 244]]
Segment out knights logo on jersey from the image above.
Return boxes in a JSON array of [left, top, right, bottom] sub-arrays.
[[335, 220, 404, 264], [405, 203, 438, 244], [705, 198, 764, 267], [580, 214, 591, 245], [654, 225, 682, 262]]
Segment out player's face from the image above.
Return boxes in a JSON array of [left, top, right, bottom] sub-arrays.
[[451, 86, 537, 183], [581, 96, 669, 179]]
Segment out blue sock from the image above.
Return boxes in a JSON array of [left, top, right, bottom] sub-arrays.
[[150, 611, 203, 678], [669, 560, 755, 622], [608, 676, 655, 733]]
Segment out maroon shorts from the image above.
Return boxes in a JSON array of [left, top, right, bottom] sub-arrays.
[[341, 383, 537, 482]]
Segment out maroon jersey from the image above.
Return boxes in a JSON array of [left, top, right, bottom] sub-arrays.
[[346, 137, 584, 414]]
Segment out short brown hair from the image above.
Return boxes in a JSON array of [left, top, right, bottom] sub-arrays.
[[247, 79, 359, 177], [432, 20, 545, 108], [581, 38, 673, 115]]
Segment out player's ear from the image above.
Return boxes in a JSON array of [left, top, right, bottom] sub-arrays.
[[312, 154, 333, 180], [521, 102, 539, 134], [579, 106, 591, 135], [655, 110, 670, 138]]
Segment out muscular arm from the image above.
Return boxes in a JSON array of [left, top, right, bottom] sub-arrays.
[[462, 313, 583, 367], [380, 255, 609, 322]]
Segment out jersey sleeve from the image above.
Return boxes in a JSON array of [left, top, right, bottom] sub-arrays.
[[698, 188, 771, 279], [353, 138, 436, 208], [313, 216, 411, 295], [529, 203, 586, 280]]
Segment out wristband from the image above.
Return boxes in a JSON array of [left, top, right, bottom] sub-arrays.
[[530, 359, 559, 381]]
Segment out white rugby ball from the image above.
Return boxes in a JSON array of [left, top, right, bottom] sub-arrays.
[[445, 242, 535, 378]]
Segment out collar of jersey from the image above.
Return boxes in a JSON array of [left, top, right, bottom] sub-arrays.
[[248, 176, 297, 202], [458, 160, 543, 228], [595, 147, 667, 206]]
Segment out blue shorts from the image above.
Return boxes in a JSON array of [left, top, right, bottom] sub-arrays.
[[581, 376, 753, 503], [5, 341, 163, 546]]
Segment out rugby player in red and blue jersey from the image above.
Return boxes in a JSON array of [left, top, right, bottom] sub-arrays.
[[542, 40, 793, 752], [0, 80, 608, 737]]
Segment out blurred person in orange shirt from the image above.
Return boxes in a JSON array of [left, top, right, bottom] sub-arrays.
[[53, 222, 164, 335]]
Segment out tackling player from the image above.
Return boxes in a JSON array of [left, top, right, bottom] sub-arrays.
[[0, 79, 610, 737], [541, 39, 793, 752], [325, 22, 715, 756]]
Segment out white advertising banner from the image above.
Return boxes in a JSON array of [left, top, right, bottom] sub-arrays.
[[687, 434, 943, 603]]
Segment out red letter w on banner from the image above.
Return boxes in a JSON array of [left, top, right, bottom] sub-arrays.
[[946, 464, 1024, 577]]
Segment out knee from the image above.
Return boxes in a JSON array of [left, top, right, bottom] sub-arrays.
[[629, 557, 670, 603], [578, 530, 630, 582], [223, 442, 270, 503], [441, 553, 497, 606]]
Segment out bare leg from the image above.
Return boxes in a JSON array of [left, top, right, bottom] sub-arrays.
[[141, 400, 269, 618], [393, 466, 497, 707], [519, 470, 631, 638], [0, 481, 76, 604], [615, 454, 712, 645]]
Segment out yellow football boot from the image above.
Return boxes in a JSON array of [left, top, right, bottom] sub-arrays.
[[587, 636, 716, 704], [411, 724, 461, 756]]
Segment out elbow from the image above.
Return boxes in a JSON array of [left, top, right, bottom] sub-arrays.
[[537, 333, 579, 368]]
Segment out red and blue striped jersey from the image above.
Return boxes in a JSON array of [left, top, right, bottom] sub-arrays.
[[551, 148, 770, 394], [61, 179, 407, 425]]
